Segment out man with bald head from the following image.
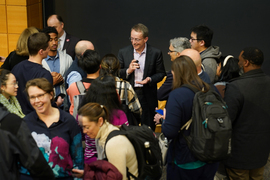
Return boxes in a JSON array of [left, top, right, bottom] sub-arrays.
[[65, 40, 95, 88], [180, 49, 211, 84], [47, 14, 80, 60], [64, 40, 94, 112]]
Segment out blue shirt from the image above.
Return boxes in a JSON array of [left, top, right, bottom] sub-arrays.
[[21, 109, 83, 179], [45, 53, 61, 96]]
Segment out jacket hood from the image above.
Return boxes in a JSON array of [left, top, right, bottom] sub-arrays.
[[201, 46, 222, 60]]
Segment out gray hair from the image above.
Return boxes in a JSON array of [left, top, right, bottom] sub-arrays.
[[170, 37, 191, 53]]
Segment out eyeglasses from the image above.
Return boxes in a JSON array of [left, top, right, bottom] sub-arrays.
[[29, 93, 47, 102], [190, 38, 202, 42], [6, 81, 18, 87], [129, 37, 142, 42], [168, 49, 177, 53]]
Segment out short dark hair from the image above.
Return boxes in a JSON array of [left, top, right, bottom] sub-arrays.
[[241, 47, 264, 66], [42, 26, 58, 36], [191, 25, 213, 48], [78, 50, 101, 74], [27, 32, 49, 56], [131, 23, 149, 38]]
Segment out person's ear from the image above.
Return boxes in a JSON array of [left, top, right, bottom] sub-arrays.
[[199, 40, 205, 47], [176, 52, 181, 57], [244, 59, 250, 67], [144, 37, 149, 43], [98, 117, 104, 127]]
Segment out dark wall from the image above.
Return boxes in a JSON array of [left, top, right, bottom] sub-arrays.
[[45, 0, 270, 74]]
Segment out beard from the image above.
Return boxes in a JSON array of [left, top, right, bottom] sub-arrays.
[[239, 66, 244, 76]]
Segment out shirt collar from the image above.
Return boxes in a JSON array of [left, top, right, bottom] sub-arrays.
[[59, 31, 66, 42], [45, 51, 59, 61]]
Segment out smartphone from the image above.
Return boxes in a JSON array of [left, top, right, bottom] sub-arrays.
[[135, 60, 140, 69], [155, 109, 164, 115]]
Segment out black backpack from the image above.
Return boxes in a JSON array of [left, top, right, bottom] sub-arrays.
[[105, 124, 162, 180], [182, 84, 232, 163]]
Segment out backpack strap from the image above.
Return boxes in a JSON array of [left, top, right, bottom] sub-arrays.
[[105, 130, 136, 180], [118, 81, 122, 99], [124, 81, 129, 106], [76, 81, 86, 94]]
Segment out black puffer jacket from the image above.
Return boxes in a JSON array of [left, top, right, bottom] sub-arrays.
[[0, 104, 55, 180]]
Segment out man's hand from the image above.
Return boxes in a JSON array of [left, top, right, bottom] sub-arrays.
[[55, 96, 64, 107], [154, 112, 164, 125], [153, 107, 166, 125], [51, 72, 64, 86], [127, 59, 140, 74], [136, 77, 151, 85]]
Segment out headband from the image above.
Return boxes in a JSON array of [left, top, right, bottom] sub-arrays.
[[223, 55, 234, 67]]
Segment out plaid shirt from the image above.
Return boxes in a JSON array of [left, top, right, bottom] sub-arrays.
[[115, 77, 142, 116]]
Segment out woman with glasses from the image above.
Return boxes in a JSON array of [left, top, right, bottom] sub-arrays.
[[0, 69, 24, 118], [20, 78, 83, 180]]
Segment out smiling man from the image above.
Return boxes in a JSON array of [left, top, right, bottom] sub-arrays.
[[118, 23, 166, 131]]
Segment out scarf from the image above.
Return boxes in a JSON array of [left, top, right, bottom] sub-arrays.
[[0, 94, 25, 118]]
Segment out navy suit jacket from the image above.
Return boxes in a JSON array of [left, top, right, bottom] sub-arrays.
[[118, 44, 166, 110], [63, 33, 80, 60]]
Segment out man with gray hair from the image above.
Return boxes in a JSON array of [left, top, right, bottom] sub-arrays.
[[157, 37, 191, 101]]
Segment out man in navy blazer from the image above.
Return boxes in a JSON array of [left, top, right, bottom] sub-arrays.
[[47, 14, 80, 60], [118, 23, 166, 130]]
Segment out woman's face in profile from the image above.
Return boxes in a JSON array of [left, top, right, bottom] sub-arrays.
[[28, 86, 53, 114], [78, 115, 103, 139], [1, 73, 18, 99]]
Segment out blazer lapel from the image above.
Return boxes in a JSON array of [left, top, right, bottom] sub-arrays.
[[63, 33, 71, 50], [143, 44, 151, 79]]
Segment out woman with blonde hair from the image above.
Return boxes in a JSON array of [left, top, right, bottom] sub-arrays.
[[1, 27, 39, 70], [0, 69, 24, 118]]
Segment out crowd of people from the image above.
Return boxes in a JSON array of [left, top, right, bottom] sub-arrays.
[[0, 13, 270, 180]]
